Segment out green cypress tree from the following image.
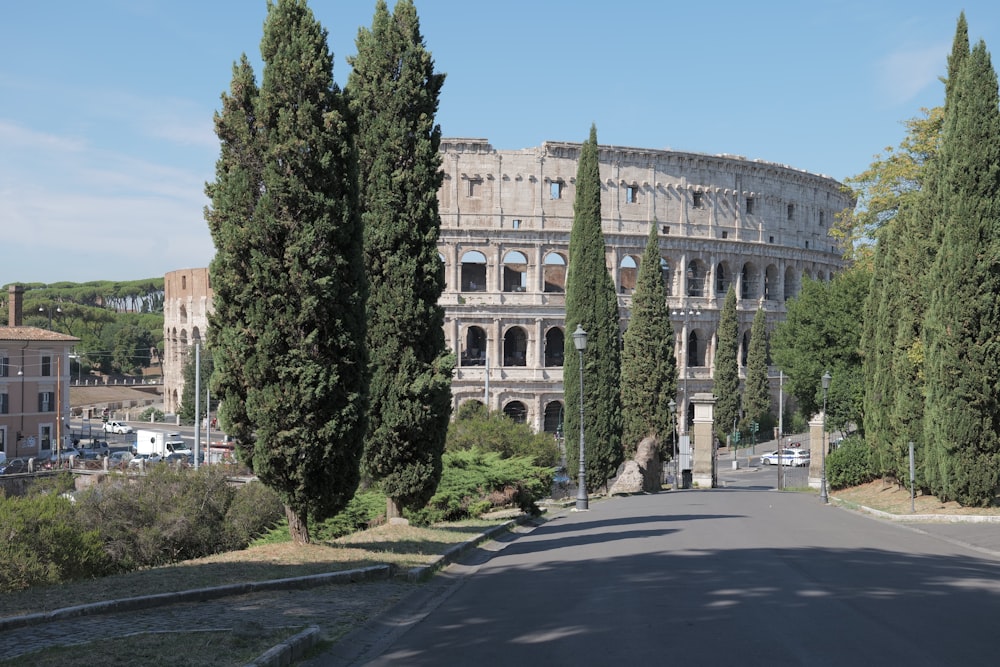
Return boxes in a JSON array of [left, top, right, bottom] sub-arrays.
[[620, 224, 676, 457], [923, 37, 1000, 506], [563, 125, 623, 492], [206, 0, 368, 543], [744, 306, 771, 428], [348, 0, 454, 519], [713, 286, 740, 443]]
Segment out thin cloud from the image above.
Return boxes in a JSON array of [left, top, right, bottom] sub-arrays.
[[876, 41, 949, 107]]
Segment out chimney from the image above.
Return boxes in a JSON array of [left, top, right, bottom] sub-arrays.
[[8, 284, 23, 327]]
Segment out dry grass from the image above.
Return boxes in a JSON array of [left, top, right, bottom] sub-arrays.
[[0, 519, 506, 619], [832, 479, 1000, 516]]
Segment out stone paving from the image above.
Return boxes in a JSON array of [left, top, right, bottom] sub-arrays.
[[0, 577, 416, 663]]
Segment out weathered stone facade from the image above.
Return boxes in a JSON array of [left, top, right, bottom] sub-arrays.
[[163, 139, 850, 433], [441, 139, 849, 437], [162, 268, 211, 415]]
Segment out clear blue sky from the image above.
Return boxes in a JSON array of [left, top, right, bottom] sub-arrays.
[[2, 0, 997, 283]]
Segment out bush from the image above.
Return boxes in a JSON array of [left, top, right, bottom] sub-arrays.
[[409, 448, 552, 524], [137, 407, 165, 422], [826, 436, 877, 490], [313, 489, 388, 541], [447, 404, 560, 467], [0, 493, 112, 593]]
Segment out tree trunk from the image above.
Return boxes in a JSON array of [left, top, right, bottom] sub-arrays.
[[285, 505, 310, 545], [386, 497, 403, 520]]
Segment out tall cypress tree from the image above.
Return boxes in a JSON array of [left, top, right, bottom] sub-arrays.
[[348, 0, 453, 519], [206, 0, 367, 543], [744, 306, 771, 428], [620, 223, 676, 457], [922, 37, 1000, 506], [563, 125, 623, 492], [713, 286, 740, 442]]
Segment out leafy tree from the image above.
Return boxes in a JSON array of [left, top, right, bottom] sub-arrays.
[[744, 306, 771, 428], [349, 0, 454, 519], [110, 322, 155, 375], [620, 224, 676, 457], [563, 125, 623, 492], [206, 0, 368, 543], [713, 286, 740, 443], [446, 401, 560, 467], [922, 35, 1000, 506]]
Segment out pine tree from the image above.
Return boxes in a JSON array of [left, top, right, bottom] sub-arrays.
[[349, 0, 454, 519], [563, 125, 623, 492], [744, 307, 771, 428], [620, 224, 676, 457], [922, 36, 1000, 506], [205, 0, 368, 543], [713, 286, 740, 443]]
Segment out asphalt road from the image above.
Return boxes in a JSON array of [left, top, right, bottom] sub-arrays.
[[327, 478, 1000, 667]]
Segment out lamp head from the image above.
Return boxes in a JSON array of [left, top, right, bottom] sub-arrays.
[[572, 324, 588, 351], [822, 370, 831, 390], [668, 398, 676, 413]]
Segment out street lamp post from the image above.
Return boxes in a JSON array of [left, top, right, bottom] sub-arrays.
[[820, 370, 831, 504], [668, 399, 678, 490], [572, 324, 588, 511], [670, 307, 700, 435], [38, 305, 61, 330]]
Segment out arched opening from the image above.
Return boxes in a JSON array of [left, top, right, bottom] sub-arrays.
[[462, 326, 487, 366], [543, 401, 564, 437], [661, 257, 673, 296], [764, 264, 779, 301], [716, 262, 732, 296], [741, 330, 751, 367], [741, 262, 759, 300], [686, 260, 706, 297], [179, 304, 188, 324], [503, 401, 527, 424], [688, 330, 703, 367], [619, 255, 639, 294], [543, 252, 567, 293], [461, 250, 487, 291], [784, 266, 798, 301], [502, 250, 528, 292], [503, 327, 528, 366], [544, 327, 565, 367]]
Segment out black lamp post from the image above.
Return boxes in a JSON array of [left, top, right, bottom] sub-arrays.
[[669, 398, 678, 490], [572, 324, 588, 511], [820, 370, 832, 504], [38, 305, 61, 330]]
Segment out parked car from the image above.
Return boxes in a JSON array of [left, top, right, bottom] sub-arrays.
[[78, 441, 111, 459], [103, 421, 134, 434], [128, 453, 162, 467], [109, 451, 135, 467], [164, 452, 193, 466], [50, 447, 82, 462], [0, 458, 29, 475], [760, 448, 811, 467]]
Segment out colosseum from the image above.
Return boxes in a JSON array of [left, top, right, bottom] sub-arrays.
[[164, 138, 850, 435]]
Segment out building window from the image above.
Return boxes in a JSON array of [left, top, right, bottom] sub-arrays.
[[181, 275, 187, 290], [819, 211, 825, 226], [692, 191, 704, 209], [0, 357, 7, 377], [512, 219, 521, 229], [0, 393, 8, 414], [468, 179, 482, 197], [38, 391, 55, 412], [769, 236, 775, 243], [746, 197, 754, 214], [41, 355, 52, 377], [787, 203, 794, 220], [805, 241, 810, 249], [626, 185, 638, 204], [721, 231, 728, 239], [550, 181, 563, 199], [40, 425, 51, 451]]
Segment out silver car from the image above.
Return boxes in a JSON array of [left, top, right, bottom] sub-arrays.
[[760, 448, 811, 467]]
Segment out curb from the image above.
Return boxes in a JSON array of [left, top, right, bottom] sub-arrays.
[[244, 625, 321, 667]]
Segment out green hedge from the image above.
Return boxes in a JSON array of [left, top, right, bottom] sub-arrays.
[[826, 437, 877, 490]]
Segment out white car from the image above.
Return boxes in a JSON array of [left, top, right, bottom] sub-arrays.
[[103, 421, 134, 434], [128, 453, 162, 467], [760, 448, 811, 467]]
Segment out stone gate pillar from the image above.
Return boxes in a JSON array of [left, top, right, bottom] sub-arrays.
[[808, 412, 825, 491], [691, 392, 717, 488]]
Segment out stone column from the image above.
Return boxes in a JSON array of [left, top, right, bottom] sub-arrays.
[[690, 392, 717, 488], [808, 412, 825, 491]]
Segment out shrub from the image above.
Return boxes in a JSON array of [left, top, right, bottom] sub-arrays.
[[223, 479, 285, 549], [826, 436, 877, 490], [447, 405, 560, 467], [314, 489, 388, 541], [137, 407, 165, 422], [0, 493, 112, 593], [409, 448, 552, 524]]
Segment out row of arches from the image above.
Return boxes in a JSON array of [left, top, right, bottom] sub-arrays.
[[453, 249, 831, 302], [465, 398, 566, 434]]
